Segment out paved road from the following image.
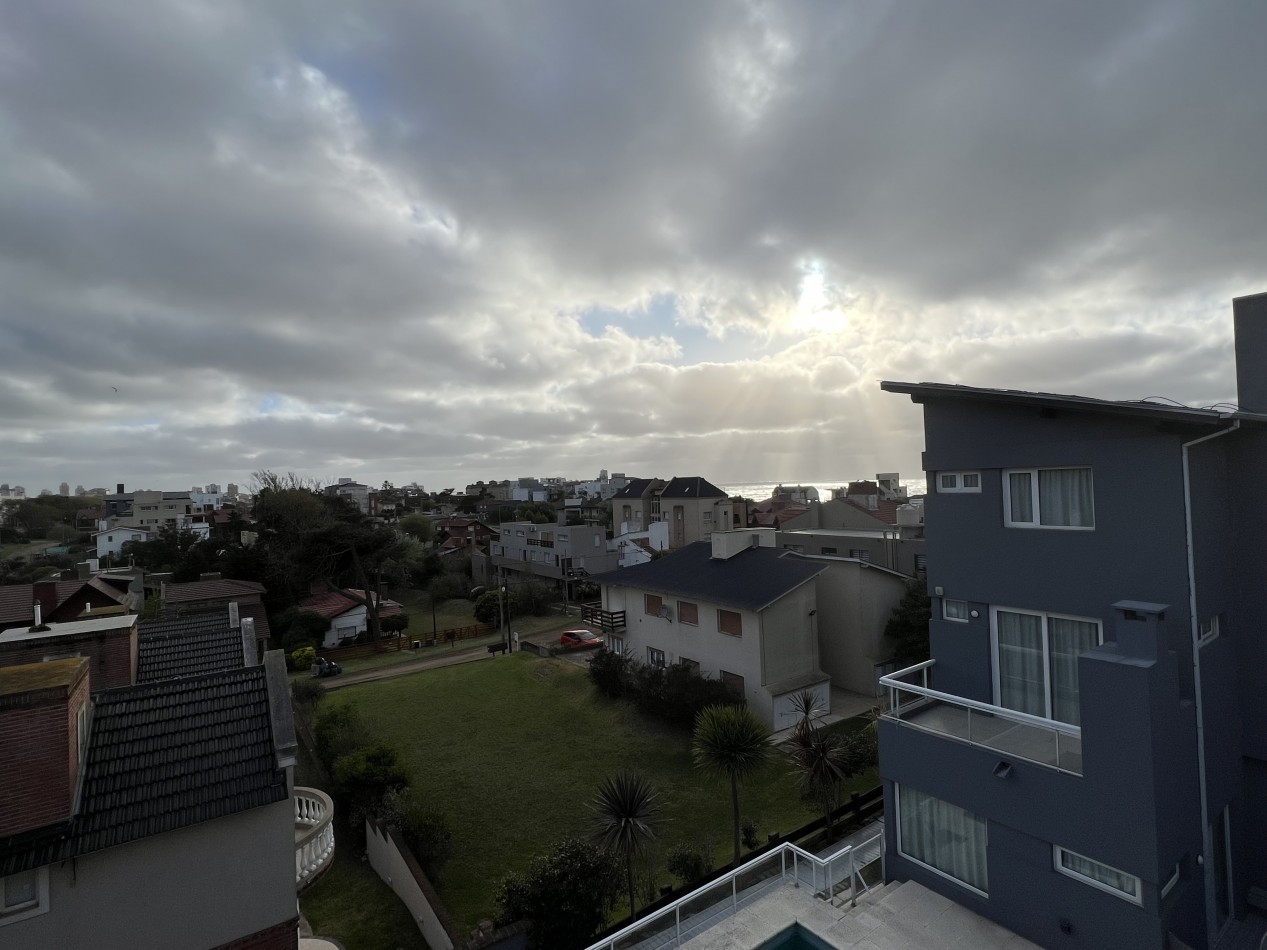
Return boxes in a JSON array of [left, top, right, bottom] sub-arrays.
[[321, 644, 497, 690]]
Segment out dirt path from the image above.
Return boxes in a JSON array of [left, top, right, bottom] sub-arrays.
[[320, 645, 496, 690]]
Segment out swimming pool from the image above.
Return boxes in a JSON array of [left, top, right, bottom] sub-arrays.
[[756, 922, 837, 949]]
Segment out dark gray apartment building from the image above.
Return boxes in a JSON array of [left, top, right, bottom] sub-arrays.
[[876, 292, 1267, 950]]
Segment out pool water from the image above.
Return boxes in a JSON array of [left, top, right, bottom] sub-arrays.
[[757, 923, 836, 949]]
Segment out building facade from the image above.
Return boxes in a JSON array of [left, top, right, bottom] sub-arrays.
[[876, 292, 1267, 950]]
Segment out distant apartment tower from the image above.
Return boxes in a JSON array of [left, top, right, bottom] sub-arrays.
[[58, 482, 69, 496]]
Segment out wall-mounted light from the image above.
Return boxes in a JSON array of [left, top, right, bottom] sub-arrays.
[[970, 609, 980, 619], [934, 586, 944, 596], [993, 760, 1013, 779]]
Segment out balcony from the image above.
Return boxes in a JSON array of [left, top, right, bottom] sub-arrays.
[[880, 661, 1083, 776], [526, 537, 554, 548], [581, 603, 627, 632], [295, 787, 335, 890]]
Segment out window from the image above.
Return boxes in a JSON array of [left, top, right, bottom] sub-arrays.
[[849, 549, 872, 562], [943, 599, 969, 623], [679, 657, 700, 675], [1004, 467, 1094, 528], [703, 511, 712, 523], [720, 670, 744, 697], [821, 547, 838, 555], [992, 608, 1102, 725], [1199, 615, 1220, 644], [897, 786, 987, 895], [1, 868, 48, 925], [678, 601, 699, 626], [914, 554, 928, 573], [647, 647, 666, 668], [937, 472, 981, 493], [608, 636, 624, 653], [645, 594, 663, 616], [1054, 847, 1141, 904], [717, 609, 742, 637]]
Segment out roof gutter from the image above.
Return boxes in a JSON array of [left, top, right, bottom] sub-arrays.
[[1181, 419, 1238, 945]]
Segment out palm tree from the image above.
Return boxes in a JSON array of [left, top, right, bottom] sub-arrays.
[[592, 772, 661, 920], [787, 697, 878, 842], [692, 704, 771, 864]]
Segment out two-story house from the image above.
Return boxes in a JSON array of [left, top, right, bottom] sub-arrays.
[[875, 291, 1267, 950], [490, 521, 620, 598]]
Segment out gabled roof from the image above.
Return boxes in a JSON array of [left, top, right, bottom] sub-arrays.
[[659, 476, 727, 499], [137, 614, 246, 683], [297, 588, 402, 620], [591, 541, 826, 613], [0, 665, 288, 875], [611, 478, 659, 500], [881, 381, 1267, 425], [0, 579, 131, 628], [163, 578, 266, 603]]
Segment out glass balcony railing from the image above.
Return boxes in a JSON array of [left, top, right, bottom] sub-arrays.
[[879, 661, 1083, 776]]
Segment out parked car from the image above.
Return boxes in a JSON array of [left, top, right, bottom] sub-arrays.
[[559, 629, 603, 650]]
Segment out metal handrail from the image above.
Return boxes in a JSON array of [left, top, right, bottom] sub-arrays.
[[585, 833, 884, 950], [879, 661, 1082, 739]]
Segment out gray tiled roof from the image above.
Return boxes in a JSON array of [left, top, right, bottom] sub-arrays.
[[163, 577, 265, 603], [659, 476, 727, 499], [591, 541, 826, 612], [0, 665, 287, 875], [137, 614, 245, 683]]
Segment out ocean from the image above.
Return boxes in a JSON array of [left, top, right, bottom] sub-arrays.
[[720, 478, 927, 501]]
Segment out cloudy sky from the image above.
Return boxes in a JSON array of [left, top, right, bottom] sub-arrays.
[[3, 2, 1265, 495]]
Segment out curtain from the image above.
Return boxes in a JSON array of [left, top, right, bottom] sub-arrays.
[[1039, 468, 1093, 527], [1008, 471, 1034, 523], [1049, 617, 1099, 725], [1059, 849, 1138, 900], [996, 611, 1045, 717], [900, 787, 988, 893]]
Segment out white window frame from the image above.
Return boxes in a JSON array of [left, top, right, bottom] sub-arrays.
[[677, 601, 699, 626], [1002, 466, 1094, 529], [1053, 846, 1141, 905], [1, 867, 49, 926], [1198, 615, 1220, 645], [607, 635, 624, 654], [943, 599, 969, 623], [990, 606, 1103, 724], [937, 471, 981, 493], [896, 784, 988, 897], [647, 647, 666, 668]]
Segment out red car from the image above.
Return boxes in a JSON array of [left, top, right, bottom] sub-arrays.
[[559, 629, 604, 649]]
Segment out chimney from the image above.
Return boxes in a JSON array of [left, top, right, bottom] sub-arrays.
[[33, 580, 58, 623], [1233, 292, 1267, 414], [0, 658, 91, 837], [228, 601, 240, 629]]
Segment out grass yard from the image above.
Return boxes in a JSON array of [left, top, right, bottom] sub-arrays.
[[301, 836, 430, 950], [323, 653, 877, 933], [392, 588, 479, 634]]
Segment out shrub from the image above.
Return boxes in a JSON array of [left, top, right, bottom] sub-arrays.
[[665, 840, 712, 888], [283, 609, 331, 653], [428, 572, 471, 604], [495, 838, 622, 950], [332, 742, 410, 824], [289, 645, 316, 671], [290, 677, 325, 718], [380, 614, 410, 634], [381, 788, 456, 882], [587, 648, 632, 699], [314, 703, 370, 773], [742, 818, 759, 851], [474, 589, 517, 626]]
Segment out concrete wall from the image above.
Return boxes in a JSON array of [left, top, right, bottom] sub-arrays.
[[4, 800, 295, 950], [365, 819, 456, 950], [814, 561, 908, 695]]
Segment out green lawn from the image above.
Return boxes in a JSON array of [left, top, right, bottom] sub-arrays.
[[322, 653, 876, 932], [301, 837, 430, 950], [392, 588, 479, 635]]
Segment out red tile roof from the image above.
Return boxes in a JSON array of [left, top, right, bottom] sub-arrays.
[[297, 588, 402, 620], [163, 578, 266, 603]]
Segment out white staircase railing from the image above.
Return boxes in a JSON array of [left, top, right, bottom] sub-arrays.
[[294, 787, 335, 890]]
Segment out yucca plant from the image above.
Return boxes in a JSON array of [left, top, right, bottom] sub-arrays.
[[692, 704, 771, 864], [592, 771, 661, 920]]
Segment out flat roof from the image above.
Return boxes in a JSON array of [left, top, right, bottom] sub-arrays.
[[881, 381, 1267, 425], [0, 613, 137, 644], [0, 657, 88, 697]]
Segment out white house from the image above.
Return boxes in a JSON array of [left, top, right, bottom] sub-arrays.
[[93, 527, 151, 559], [296, 588, 403, 648]]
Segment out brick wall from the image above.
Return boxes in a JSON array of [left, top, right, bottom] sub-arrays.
[[0, 660, 89, 837], [210, 917, 299, 950], [0, 629, 136, 691]]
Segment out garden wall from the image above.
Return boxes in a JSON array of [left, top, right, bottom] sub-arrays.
[[364, 819, 529, 950], [365, 817, 458, 950]]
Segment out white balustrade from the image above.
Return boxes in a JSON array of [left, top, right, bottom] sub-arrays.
[[294, 787, 336, 890]]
